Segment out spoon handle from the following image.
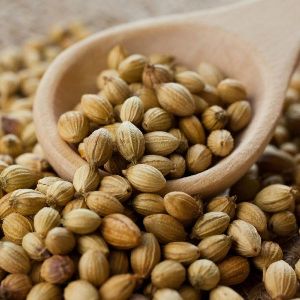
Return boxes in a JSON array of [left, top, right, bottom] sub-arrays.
[[190, 0, 300, 86]]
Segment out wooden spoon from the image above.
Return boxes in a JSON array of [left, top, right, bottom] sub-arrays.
[[34, 0, 300, 196]]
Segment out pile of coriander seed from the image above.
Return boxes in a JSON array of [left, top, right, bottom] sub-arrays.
[[0, 22, 299, 300]]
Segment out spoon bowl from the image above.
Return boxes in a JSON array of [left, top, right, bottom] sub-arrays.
[[34, 0, 300, 196]]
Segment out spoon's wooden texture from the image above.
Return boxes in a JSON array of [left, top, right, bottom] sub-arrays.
[[34, 0, 300, 196]]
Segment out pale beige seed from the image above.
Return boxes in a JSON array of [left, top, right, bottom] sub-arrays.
[[131, 232, 161, 278], [236, 202, 267, 233], [129, 82, 143, 93], [142, 107, 173, 132], [36, 176, 62, 194], [149, 53, 175, 65], [116, 121, 145, 163], [120, 96, 144, 125], [96, 69, 119, 90], [85, 191, 124, 216], [46, 180, 75, 207], [143, 64, 173, 88], [217, 78, 247, 104], [188, 259, 220, 291], [15, 152, 49, 173], [62, 208, 101, 234], [118, 54, 147, 83], [81, 94, 114, 125], [143, 213, 187, 243], [132, 193, 166, 216], [9, 189, 46, 215], [264, 260, 297, 300], [0, 164, 37, 192], [156, 82, 195, 116], [0, 134, 23, 158], [253, 241, 283, 271], [168, 128, 188, 154], [169, 154, 186, 178], [268, 210, 297, 236], [57, 111, 89, 143], [254, 184, 295, 212], [202, 105, 228, 131], [163, 242, 200, 265], [3, 212, 33, 244], [26, 282, 62, 300], [61, 198, 88, 217], [73, 164, 100, 194], [103, 76, 131, 105], [175, 71, 205, 93], [123, 164, 166, 193], [228, 220, 261, 257], [199, 84, 221, 106], [207, 129, 234, 157], [64, 280, 99, 300], [140, 155, 174, 176], [210, 286, 243, 300], [207, 195, 236, 219], [179, 115, 206, 144], [227, 100, 252, 132], [135, 87, 160, 110], [0, 241, 30, 274], [99, 274, 137, 300], [151, 260, 186, 289], [98, 175, 132, 202], [197, 62, 224, 86], [178, 285, 201, 300], [192, 212, 230, 239], [79, 250, 109, 286], [163, 191, 201, 224], [84, 128, 113, 167], [186, 144, 212, 174], [198, 235, 232, 263], [103, 122, 121, 151], [153, 288, 183, 300], [109, 250, 129, 275], [101, 213, 141, 249], [77, 234, 109, 256], [45, 227, 76, 255], [22, 232, 50, 261], [144, 131, 179, 156], [107, 44, 127, 69]]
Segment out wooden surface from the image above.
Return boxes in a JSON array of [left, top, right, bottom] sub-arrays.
[[0, 0, 237, 47], [34, 0, 300, 196]]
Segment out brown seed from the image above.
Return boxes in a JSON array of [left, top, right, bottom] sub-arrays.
[[103, 76, 131, 105], [142, 107, 173, 132], [83, 128, 113, 167], [179, 115, 206, 144], [85, 191, 124, 216], [207, 129, 234, 157], [118, 54, 147, 83], [199, 84, 221, 106], [123, 164, 166, 193], [131, 232, 161, 278], [169, 154, 186, 178], [227, 100, 252, 132], [188, 259, 220, 291], [143, 64, 173, 88], [0, 192, 14, 219], [79, 250, 109, 286], [45, 227, 76, 255], [77, 234, 109, 256], [46, 180, 75, 207], [143, 213, 187, 243], [217, 78, 247, 104], [163, 191, 201, 224], [41, 255, 74, 284], [202, 105, 228, 131], [73, 164, 100, 194], [64, 280, 99, 300], [26, 282, 62, 300], [156, 82, 195, 116], [57, 111, 89, 143], [107, 44, 127, 69], [15, 153, 49, 173], [135, 87, 160, 110], [140, 155, 174, 176], [0, 241, 30, 274], [163, 242, 200, 265], [149, 53, 174, 65], [178, 285, 201, 300], [0, 134, 23, 158], [61, 198, 88, 217], [264, 260, 297, 300], [191, 212, 230, 239], [198, 235, 232, 263], [109, 250, 129, 275], [144, 131, 179, 156], [197, 62, 224, 87], [63, 208, 101, 234], [168, 128, 189, 154], [116, 121, 145, 163], [101, 213, 141, 249], [99, 274, 137, 300], [132, 193, 166, 216], [103, 153, 128, 175], [268, 210, 297, 236], [22, 232, 50, 261], [175, 71, 205, 93], [218, 256, 250, 286], [186, 144, 212, 174], [193, 94, 209, 114], [81, 94, 114, 125], [103, 122, 121, 151], [151, 260, 186, 289]]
